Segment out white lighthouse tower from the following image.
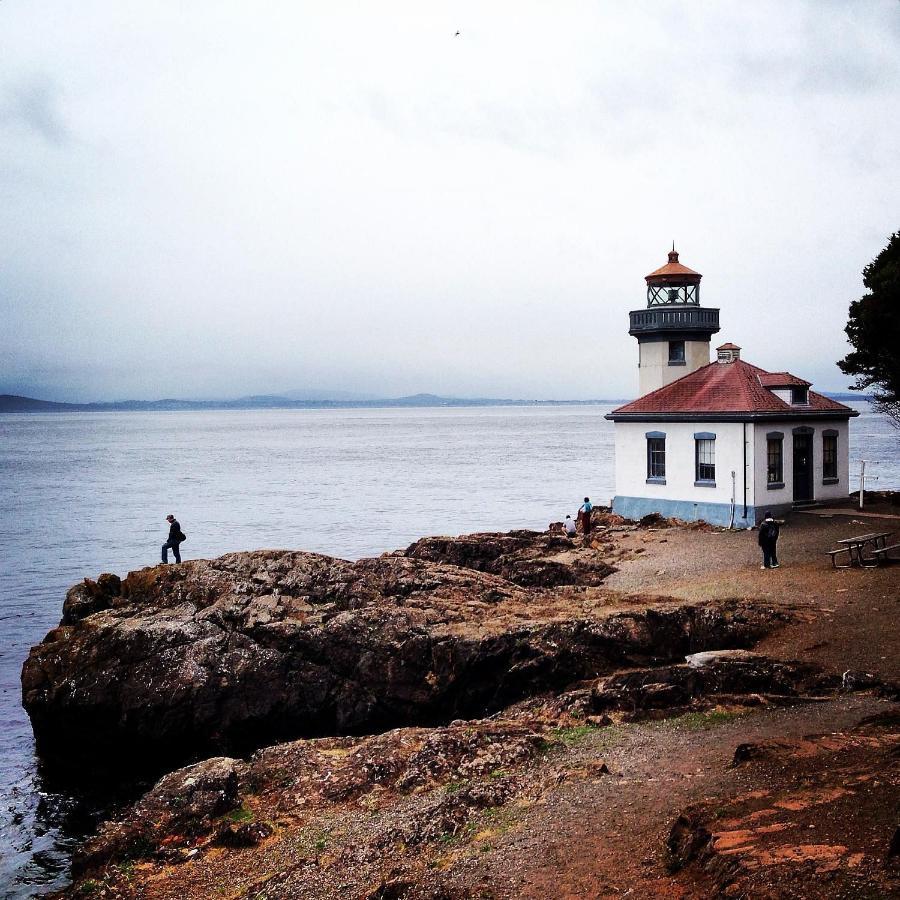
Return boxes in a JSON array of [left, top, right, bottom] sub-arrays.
[[630, 247, 720, 396]]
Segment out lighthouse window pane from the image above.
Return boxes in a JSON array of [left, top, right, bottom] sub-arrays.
[[668, 340, 685, 363], [823, 434, 837, 480], [647, 438, 666, 479], [767, 438, 783, 484], [695, 439, 715, 482]]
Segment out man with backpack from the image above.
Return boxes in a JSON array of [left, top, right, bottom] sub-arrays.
[[162, 514, 186, 564], [757, 511, 780, 569]]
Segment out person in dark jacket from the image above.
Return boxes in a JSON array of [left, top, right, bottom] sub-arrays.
[[162, 514, 185, 564], [757, 511, 780, 569]]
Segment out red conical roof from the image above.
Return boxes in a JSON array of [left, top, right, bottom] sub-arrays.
[[646, 248, 701, 282]]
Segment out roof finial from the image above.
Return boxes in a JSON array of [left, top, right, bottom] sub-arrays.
[[672, 240, 675, 252]]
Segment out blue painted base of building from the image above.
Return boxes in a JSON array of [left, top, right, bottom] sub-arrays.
[[612, 496, 791, 529]]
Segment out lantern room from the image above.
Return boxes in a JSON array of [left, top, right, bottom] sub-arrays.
[[645, 247, 702, 306]]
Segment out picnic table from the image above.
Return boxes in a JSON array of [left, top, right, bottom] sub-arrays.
[[827, 531, 894, 569]]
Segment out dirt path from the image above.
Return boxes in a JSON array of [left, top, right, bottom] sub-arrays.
[[446, 513, 899, 899], [449, 696, 893, 899], [603, 516, 900, 681]]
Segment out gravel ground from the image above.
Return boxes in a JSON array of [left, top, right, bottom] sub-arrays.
[[458, 697, 894, 899]]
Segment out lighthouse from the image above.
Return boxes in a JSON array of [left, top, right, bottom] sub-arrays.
[[606, 248, 858, 527], [629, 247, 720, 396]]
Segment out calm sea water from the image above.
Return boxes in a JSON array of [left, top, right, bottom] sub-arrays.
[[0, 402, 895, 896]]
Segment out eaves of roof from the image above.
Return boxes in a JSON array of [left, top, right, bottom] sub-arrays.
[[605, 409, 860, 422]]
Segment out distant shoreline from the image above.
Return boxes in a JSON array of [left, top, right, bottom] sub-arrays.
[[0, 393, 640, 414], [0, 392, 871, 414]]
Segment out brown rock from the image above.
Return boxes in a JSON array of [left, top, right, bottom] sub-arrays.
[[73, 756, 241, 876], [23, 543, 784, 775], [668, 713, 900, 897]]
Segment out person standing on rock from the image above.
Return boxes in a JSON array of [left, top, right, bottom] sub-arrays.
[[162, 514, 186, 564], [579, 497, 593, 538], [757, 511, 780, 569]]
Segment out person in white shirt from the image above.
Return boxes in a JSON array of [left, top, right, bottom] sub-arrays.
[[563, 515, 577, 537]]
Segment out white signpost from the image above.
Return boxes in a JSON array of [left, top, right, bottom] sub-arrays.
[[857, 460, 879, 510]]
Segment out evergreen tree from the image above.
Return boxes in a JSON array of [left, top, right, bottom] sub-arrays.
[[838, 231, 900, 426]]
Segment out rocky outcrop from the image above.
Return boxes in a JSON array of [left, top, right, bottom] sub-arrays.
[[23, 538, 783, 774], [590, 651, 838, 716], [61, 572, 123, 624], [400, 530, 616, 587], [668, 712, 900, 898], [73, 756, 242, 876], [69, 719, 553, 895]]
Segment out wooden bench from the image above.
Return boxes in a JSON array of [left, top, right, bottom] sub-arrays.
[[871, 543, 900, 564]]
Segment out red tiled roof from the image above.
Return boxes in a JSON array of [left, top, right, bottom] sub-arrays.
[[758, 372, 811, 387], [717, 342, 741, 350], [610, 359, 855, 418]]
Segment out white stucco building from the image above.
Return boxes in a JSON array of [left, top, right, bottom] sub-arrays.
[[607, 250, 858, 528]]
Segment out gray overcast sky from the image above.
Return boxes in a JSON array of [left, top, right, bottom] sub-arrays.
[[1, 1, 898, 401]]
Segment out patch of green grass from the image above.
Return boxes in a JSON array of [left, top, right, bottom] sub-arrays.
[[295, 824, 332, 854], [115, 860, 135, 880], [551, 724, 602, 744], [223, 803, 255, 824], [444, 779, 469, 794], [74, 881, 101, 897], [489, 769, 512, 779], [550, 723, 624, 751], [437, 815, 483, 848], [670, 709, 747, 730]]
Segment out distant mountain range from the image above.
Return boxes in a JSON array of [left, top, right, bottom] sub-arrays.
[[0, 392, 630, 413]]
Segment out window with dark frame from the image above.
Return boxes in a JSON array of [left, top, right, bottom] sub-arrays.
[[823, 433, 838, 480], [647, 437, 666, 480], [767, 437, 783, 484], [791, 386, 808, 404], [668, 340, 685, 363], [695, 438, 715, 482]]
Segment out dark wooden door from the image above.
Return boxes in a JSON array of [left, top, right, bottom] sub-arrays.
[[793, 434, 813, 502]]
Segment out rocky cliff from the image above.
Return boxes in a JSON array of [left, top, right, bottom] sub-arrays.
[[23, 530, 779, 774], [24, 521, 900, 899]]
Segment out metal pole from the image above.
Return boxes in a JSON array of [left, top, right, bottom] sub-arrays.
[[742, 422, 748, 521], [729, 470, 736, 529], [859, 460, 866, 510]]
